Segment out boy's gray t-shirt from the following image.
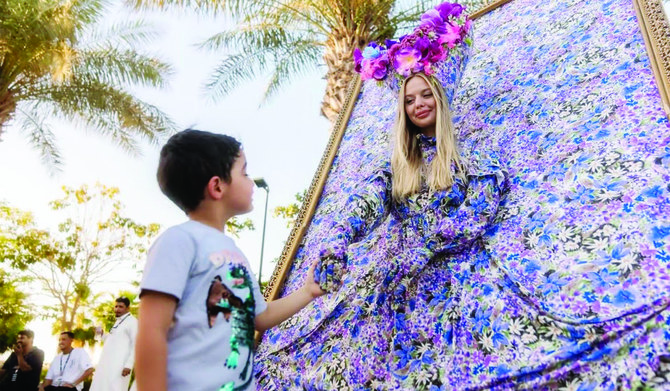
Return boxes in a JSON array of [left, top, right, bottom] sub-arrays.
[[140, 220, 267, 391]]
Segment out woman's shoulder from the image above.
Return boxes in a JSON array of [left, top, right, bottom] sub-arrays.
[[364, 160, 393, 182], [462, 148, 507, 188]]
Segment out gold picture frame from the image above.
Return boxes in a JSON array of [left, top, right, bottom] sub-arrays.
[[262, 0, 670, 304], [633, 0, 670, 118]]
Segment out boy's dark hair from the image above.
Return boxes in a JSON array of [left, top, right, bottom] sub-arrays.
[[115, 296, 131, 307], [60, 331, 75, 339], [18, 329, 34, 339], [157, 129, 242, 212]]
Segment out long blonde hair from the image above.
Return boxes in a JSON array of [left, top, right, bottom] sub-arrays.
[[391, 73, 464, 200]]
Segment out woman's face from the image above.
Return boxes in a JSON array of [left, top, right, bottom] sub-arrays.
[[404, 76, 437, 136]]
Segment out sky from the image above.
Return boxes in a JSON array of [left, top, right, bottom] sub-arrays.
[[0, 4, 331, 362]]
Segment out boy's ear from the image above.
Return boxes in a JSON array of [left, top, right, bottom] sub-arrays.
[[205, 176, 227, 200]]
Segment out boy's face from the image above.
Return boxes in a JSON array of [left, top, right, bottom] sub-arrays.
[[224, 151, 254, 215]]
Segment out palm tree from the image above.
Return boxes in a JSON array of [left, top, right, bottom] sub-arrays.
[[0, 0, 174, 169], [132, 0, 438, 124]]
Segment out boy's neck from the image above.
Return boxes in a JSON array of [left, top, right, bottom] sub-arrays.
[[188, 202, 231, 233]]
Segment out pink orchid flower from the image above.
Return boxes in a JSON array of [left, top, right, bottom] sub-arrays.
[[439, 23, 462, 48], [393, 48, 423, 77]]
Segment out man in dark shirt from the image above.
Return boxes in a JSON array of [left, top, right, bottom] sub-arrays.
[[0, 329, 44, 391]]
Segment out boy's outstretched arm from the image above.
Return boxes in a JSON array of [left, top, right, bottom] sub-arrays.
[[255, 260, 326, 332], [135, 291, 177, 391]]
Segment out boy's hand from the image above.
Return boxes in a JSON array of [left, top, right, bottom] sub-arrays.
[[256, 260, 327, 332], [304, 260, 327, 298], [314, 255, 345, 293]]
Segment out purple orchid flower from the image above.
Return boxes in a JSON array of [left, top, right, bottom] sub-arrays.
[[353, 47, 363, 72], [426, 40, 447, 63], [385, 38, 399, 48], [439, 23, 462, 48], [360, 53, 390, 80], [393, 47, 423, 77], [436, 2, 465, 20], [420, 9, 447, 34], [414, 36, 432, 55]]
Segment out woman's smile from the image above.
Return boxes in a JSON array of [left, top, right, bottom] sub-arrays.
[[415, 108, 432, 119]]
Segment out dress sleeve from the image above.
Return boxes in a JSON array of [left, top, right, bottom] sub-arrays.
[[316, 163, 393, 291], [430, 153, 507, 254]]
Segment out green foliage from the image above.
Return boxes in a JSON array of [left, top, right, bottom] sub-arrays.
[[257, 190, 310, 289], [0, 203, 74, 270], [0, 270, 33, 353], [226, 217, 255, 238], [259, 279, 269, 295], [0, 184, 160, 337], [273, 191, 306, 228], [0, 0, 175, 170], [70, 326, 97, 346]]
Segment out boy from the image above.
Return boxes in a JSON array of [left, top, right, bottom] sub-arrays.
[[135, 130, 325, 390]]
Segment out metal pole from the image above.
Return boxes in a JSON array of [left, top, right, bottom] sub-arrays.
[[258, 187, 269, 287]]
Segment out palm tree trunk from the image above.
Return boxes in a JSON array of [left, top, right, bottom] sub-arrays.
[[321, 33, 360, 124], [321, 0, 395, 125], [0, 90, 16, 137]]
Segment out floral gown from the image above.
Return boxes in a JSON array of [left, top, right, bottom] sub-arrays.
[[255, 133, 670, 390], [256, 134, 506, 389]]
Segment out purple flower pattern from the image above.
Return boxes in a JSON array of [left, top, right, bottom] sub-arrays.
[[255, 0, 670, 389]]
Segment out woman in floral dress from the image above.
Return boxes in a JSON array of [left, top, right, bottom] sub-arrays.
[[255, 4, 507, 388]]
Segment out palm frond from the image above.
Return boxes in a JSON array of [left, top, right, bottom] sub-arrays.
[[84, 19, 160, 49], [267, 0, 331, 34], [16, 104, 63, 171], [205, 50, 271, 101], [200, 23, 297, 52], [127, 0, 264, 18], [388, 0, 439, 35], [32, 76, 174, 151], [262, 40, 321, 100], [0, 0, 175, 169], [74, 48, 171, 88]]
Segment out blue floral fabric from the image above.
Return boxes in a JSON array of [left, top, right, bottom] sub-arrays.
[[255, 0, 670, 389]]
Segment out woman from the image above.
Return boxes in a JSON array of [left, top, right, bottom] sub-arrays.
[[255, 5, 507, 388]]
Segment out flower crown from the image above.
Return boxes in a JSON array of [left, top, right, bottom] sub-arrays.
[[353, 2, 472, 81]]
